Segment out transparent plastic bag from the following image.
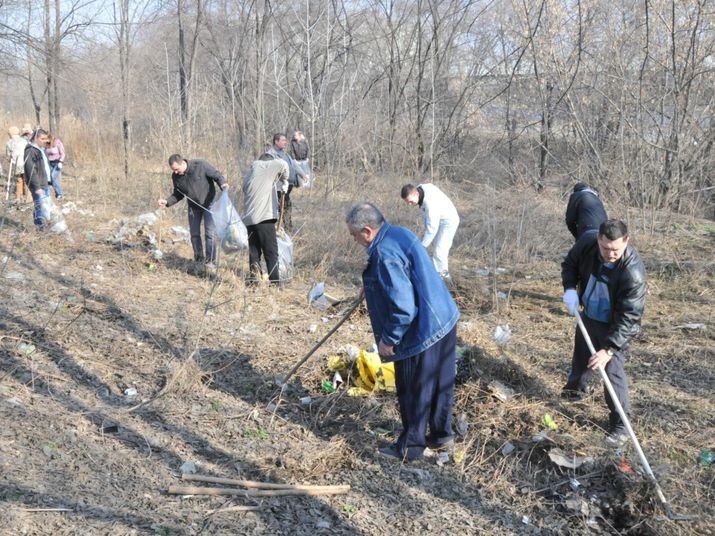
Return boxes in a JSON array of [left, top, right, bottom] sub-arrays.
[[277, 229, 293, 280], [210, 192, 248, 252], [39, 196, 69, 234]]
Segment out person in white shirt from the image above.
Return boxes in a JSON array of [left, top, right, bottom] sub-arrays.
[[401, 183, 460, 280]]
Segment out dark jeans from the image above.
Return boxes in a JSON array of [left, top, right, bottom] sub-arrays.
[[565, 315, 630, 431], [393, 325, 457, 459], [277, 188, 292, 232], [188, 203, 217, 262], [246, 220, 279, 283]]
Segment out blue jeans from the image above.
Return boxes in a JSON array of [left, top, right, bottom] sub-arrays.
[[30, 187, 50, 230], [188, 203, 217, 262], [49, 162, 64, 198]]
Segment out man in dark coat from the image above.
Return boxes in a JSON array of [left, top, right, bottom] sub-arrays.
[[23, 128, 51, 230], [158, 154, 228, 269], [565, 182, 608, 240], [561, 219, 646, 445]]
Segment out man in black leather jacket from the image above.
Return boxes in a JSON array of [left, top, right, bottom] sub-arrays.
[[561, 219, 646, 445], [565, 182, 608, 240]]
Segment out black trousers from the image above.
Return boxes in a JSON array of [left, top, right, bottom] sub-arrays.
[[565, 315, 630, 431], [277, 187, 293, 232], [393, 325, 457, 459], [188, 203, 216, 262], [246, 220, 279, 283]]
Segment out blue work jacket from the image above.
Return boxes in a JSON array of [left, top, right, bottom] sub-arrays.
[[362, 223, 459, 362]]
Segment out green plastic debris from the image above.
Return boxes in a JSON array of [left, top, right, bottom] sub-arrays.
[[699, 449, 715, 466], [18, 343, 36, 356], [543, 414, 558, 430], [321, 380, 335, 394]]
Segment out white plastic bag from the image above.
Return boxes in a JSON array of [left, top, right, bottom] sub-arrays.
[[39, 196, 69, 234], [277, 230, 294, 280], [210, 192, 248, 252]]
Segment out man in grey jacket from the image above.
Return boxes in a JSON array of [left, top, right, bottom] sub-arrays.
[[158, 154, 228, 270], [267, 133, 306, 232], [242, 153, 289, 284]]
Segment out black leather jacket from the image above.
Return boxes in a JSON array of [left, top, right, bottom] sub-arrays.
[[562, 231, 646, 351]]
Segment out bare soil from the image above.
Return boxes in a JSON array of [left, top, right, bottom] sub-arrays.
[[1, 170, 713, 535]]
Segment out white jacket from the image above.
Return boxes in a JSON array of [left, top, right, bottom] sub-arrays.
[[418, 183, 459, 248]]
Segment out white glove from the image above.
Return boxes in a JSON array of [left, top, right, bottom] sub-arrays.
[[563, 289, 580, 315], [57, 162, 63, 170], [281, 182, 289, 193]]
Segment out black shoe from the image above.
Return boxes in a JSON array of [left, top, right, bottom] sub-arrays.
[[377, 444, 422, 462], [560, 388, 588, 401]]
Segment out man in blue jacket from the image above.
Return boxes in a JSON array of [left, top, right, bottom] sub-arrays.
[[346, 202, 460, 461]]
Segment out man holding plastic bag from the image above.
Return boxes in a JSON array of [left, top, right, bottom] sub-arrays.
[[242, 153, 289, 285], [23, 128, 52, 231], [158, 154, 227, 271], [346, 203, 460, 462]]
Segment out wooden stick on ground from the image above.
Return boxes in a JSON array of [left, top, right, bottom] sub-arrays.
[[182, 473, 347, 490], [167, 485, 350, 497], [206, 505, 261, 515]]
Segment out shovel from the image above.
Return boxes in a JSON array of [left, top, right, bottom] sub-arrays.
[[574, 310, 693, 521]]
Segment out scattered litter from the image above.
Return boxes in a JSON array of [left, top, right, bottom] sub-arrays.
[[124, 387, 138, 398], [332, 371, 343, 389], [347, 349, 395, 396], [542, 414, 558, 430], [617, 459, 633, 474], [488, 380, 515, 401], [152, 249, 163, 260], [493, 325, 512, 347], [548, 448, 593, 470], [60, 201, 92, 216], [86, 231, 95, 241], [456, 413, 469, 436], [299, 396, 312, 405], [698, 449, 715, 466], [6, 397, 22, 407], [18, 343, 36, 355], [4, 271, 26, 282], [307, 282, 334, 310], [501, 442, 516, 456], [436, 451, 450, 466], [327, 355, 347, 371], [180, 461, 197, 474], [266, 403, 277, 412], [308, 324, 317, 333], [475, 266, 508, 276], [569, 478, 581, 491], [453, 450, 465, 464], [521, 515, 529, 525], [496, 291, 508, 300], [344, 344, 360, 361], [316, 520, 331, 529], [100, 423, 119, 434], [171, 226, 191, 242], [565, 495, 589, 515], [321, 380, 335, 394], [673, 323, 707, 331]]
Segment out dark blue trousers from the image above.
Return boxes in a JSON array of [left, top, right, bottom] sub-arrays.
[[393, 325, 457, 459], [565, 315, 630, 432]]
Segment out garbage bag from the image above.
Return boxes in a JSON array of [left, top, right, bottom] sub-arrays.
[[352, 349, 395, 395], [39, 196, 69, 234], [277, 229, 294, 280], [210, 192, 248, 252]]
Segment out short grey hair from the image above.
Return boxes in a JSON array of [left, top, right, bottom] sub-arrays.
[[345, 202, 385, 231]]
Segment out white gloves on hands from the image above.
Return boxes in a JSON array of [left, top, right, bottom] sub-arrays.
[[563, 289, 580, 315], [57, 162, 63, 170]]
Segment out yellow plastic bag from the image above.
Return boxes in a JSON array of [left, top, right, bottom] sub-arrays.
[[349, 349, 395, 396]]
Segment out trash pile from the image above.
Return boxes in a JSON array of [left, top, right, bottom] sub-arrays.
[[323, 344, 396, 397], [39, 196, 73, 240], [108, 211, 163, 259]]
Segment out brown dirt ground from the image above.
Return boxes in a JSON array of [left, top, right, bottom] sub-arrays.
[[0, 169, 713, 535]]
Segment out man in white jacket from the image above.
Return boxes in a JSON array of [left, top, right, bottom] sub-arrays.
[[401, 183, 460, 280]]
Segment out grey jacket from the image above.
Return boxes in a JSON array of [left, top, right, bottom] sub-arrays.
[[267, 147, 303, 187], [242, 159, 289, 226]]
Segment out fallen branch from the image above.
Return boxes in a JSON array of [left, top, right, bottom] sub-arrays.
[[206, 505, 261, 515], [21, 508, 73, 513], [167, 485, 350, 497], [182, 473, 345, 490]]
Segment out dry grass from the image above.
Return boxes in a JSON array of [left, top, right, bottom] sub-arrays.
[[0, 164, 713, 534]]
